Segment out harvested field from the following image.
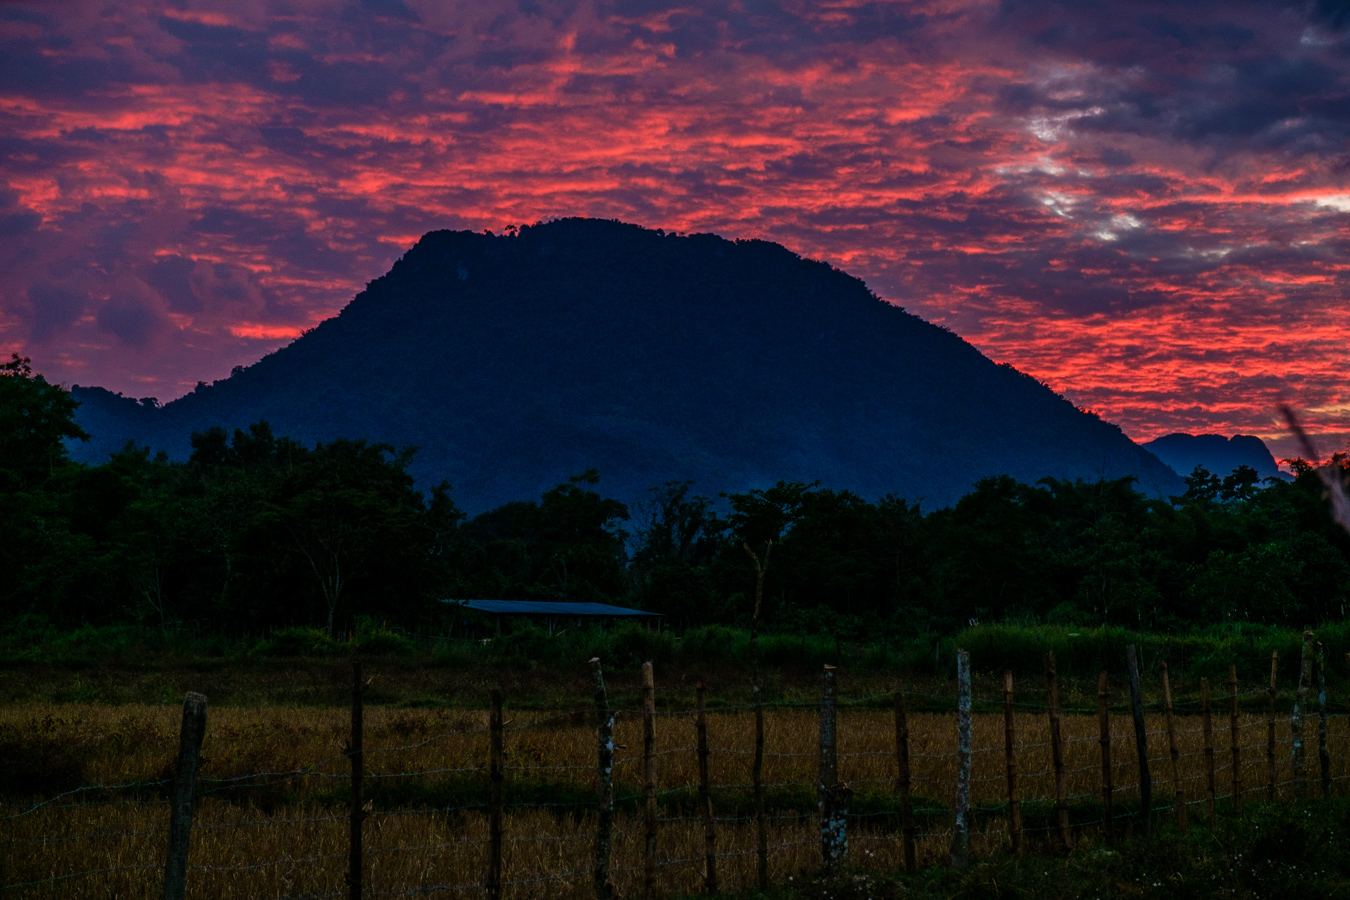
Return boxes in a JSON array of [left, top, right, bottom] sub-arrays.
[[5, 684, 1348, 898]]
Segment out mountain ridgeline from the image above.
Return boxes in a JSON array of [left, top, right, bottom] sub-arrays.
[[70, 218, 1182, 510]]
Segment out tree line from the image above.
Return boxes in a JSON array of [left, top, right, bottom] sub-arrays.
[[4, 354, 1349, 640]]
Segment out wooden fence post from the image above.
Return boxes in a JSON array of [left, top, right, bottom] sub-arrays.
[[1294, 633, 1313, 800], [642, 662, 658, 900], [1317, 643, 1330, 799], [819, 665, 850, 876], [163, 691, 207, 900], [950, 650, 972, 870], [591, 658, 614, 900], [1047, 653, 1071, 850], [1229, 666, 1241, 812], [1161, 662, 1186, 831], [348, 662, 364, 900], [753, 688, 768, 890], [1201, 678, 1215, 825], [696, 684, 718, 895], [1126, 645, 1152, 837], [487, 689, 504, 900], [1098, 673, 1115, 844], [1268, 651, 1279, 801], [1004, 671, 1022, 857], [895, 686, 917, 874]]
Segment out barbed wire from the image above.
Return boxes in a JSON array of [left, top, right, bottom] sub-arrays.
[[13, 682, 1350, 897]]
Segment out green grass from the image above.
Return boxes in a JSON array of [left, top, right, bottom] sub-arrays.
[[3, 617, 1349, 709], [711, 797, 1350, 900]]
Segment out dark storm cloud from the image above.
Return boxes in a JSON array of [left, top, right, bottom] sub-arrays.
[[26, 284, 87, 344], [145, 255, 199, 313], [96, 291, 165, 347]]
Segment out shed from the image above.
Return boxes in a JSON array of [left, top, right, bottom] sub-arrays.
[[443, 599, 663, 635]]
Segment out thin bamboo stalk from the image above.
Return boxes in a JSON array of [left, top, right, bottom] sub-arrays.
[[487, 689, 503, 900], [1202, 678, 1215, 825], [696, 683, 717, 895], [1228, 666, 1241, 813], [1161, 662, 1186, 831], [895, 686, 916, 873], [1268, 651, 1279, 801], [1098, 672, 1115, 844], [1317, 643, 1330, 799], [1047, 652, 1071, 850], [1127, 645, 1152, 836], [349, 662, 364, 900], [641, 662, 657, 900], [1294, 633, 1313, 801]]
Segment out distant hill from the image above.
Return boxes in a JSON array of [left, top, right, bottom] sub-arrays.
[[69, 218, 1182, 511], [1141, 433, 1288, 482]]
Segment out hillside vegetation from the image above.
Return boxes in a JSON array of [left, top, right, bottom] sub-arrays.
[[68, 218, 1180, 512], [3, 350, 1348, 648]]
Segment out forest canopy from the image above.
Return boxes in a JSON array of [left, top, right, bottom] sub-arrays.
[[5, 355, 1349, 639]]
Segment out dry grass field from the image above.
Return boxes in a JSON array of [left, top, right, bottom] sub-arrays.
[[5, 686, 1347, 898]]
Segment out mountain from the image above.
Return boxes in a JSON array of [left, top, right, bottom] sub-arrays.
[[1141, 433, 1287, 482], [68, 218, 1182, 511]]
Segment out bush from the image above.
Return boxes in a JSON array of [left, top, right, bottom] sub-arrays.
[[355, 619, 415, 655], [608, 622, 676, 668], [678, 625, 748, 665], [258, 626, 343, 657]]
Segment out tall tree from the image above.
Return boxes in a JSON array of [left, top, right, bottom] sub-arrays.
[[0, 354, 88, 489]]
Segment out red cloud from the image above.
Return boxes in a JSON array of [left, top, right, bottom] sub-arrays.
[[2, 0, 1348, 462]]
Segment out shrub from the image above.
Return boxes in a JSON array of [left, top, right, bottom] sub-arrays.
[[258, 626, 343, 657]]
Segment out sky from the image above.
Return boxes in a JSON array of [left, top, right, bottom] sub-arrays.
[[2, 0, 1348, 463]]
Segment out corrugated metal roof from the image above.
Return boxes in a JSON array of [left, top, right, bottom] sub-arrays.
[[443, 599, 662, 617]]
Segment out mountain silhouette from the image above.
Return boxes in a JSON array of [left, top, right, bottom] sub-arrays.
[[69, 218, 1182, 511], [1141, 433, 1288, 482]]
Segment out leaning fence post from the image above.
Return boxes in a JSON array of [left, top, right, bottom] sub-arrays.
[[1003, 671, 1022, 857], [1294, 633, 1313, 800], [641, 662, 658, 900], [1161, 662, 1186, 831], [1317, 644, 1330, 799], [488, 689, 504, 900], [895, 686, 917, 874], [950, 650, 972, 869], [163, 691, 207, 900], [348, 662, 364, 900], [819, 665, 850, 876], [1047, 652, 1071, 850], [1268, 651, 1279, 801], [696, 683, 718, 895], [1229, 666, 1242, 812], [591, 658, 614, 900], [1098, 672, 1115, 844], [1202, 678, 1215, 825], [1126, 645, 1151, 837]]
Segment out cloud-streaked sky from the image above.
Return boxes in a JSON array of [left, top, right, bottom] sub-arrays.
[[3, 0, 1349, 461]]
